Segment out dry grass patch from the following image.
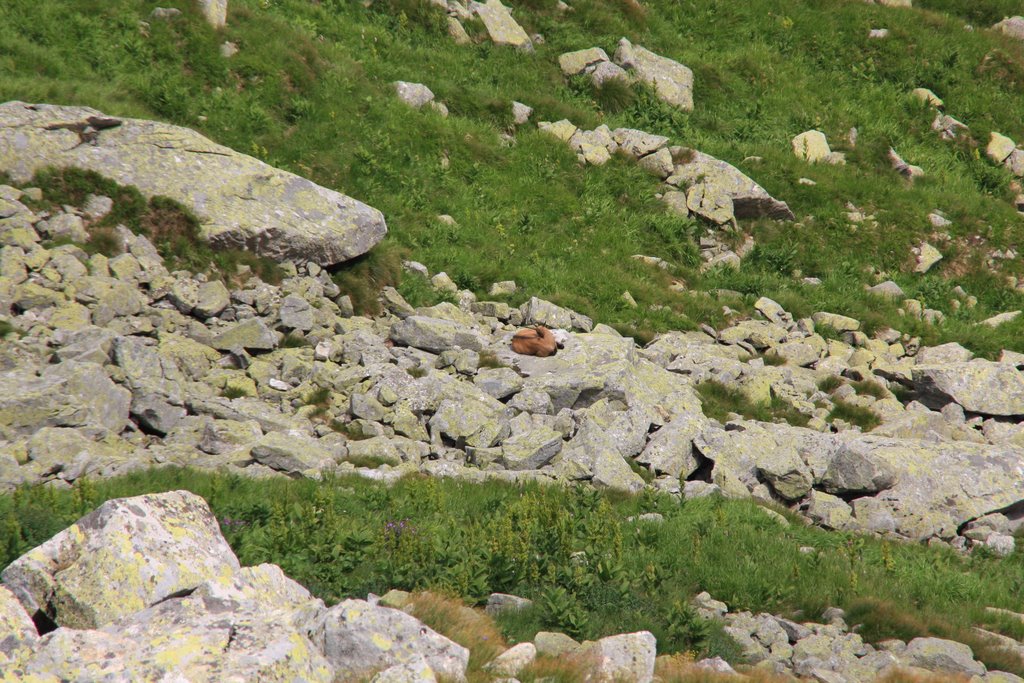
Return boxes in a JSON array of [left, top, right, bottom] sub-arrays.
[[406, 592, 507, 677]]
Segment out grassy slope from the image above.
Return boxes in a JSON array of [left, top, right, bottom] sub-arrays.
[[3, 469, 1024, 674], [4, 0, 1024, 352]]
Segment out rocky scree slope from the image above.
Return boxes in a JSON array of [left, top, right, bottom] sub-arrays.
[[0, 178, 1022, 554]]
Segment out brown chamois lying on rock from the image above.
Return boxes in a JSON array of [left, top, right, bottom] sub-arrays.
[[511, 325, 566, 357]]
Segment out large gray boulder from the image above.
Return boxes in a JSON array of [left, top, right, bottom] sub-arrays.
[[666, 150, 794, 221], [0, 101, 386, 266], [0, 362, 131, 437], [469, 0, 532, 50], [901, 637, 985, 677], [11, 564, 333, 682], [912, 360, 1024, 416], [583, 631, 657, 683], [1, 490, 240, 629], [305, 599, 469, 682], [993, 16, 1024, 41]]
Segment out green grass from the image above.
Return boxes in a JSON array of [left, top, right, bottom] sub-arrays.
[[5, 0, 1024, 354], [280, 332, 310, 348], [696, 380, 810, 427], [220, 386, 249, 399], [851, 379, 888, 399], [817, 375, 844, 393], [1, 469, 1023, 673], [828, 399, 882, 431]]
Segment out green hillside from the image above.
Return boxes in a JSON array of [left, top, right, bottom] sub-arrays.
[[3, 0, 1024, 354]]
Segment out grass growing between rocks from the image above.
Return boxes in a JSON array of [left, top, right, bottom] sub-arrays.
[[6, 0, 1024, 354], [2, 469, 1024, 673], [696, 380, 810, 428], [19, 167, 284, 284]]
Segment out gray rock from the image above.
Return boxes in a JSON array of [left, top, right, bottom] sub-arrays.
[[250, 432, 335, 474], [520, 296, 593, 331], [394, 81, 436, 109], [614, 38, 693, 111], [485, 593, 534, 616], [390, 316, 486, 353], [913, 360, 1024, 416], [584, 631, 657, 683], [500, 427, 563, 470], [901, 637, 985, 677], [534, 631, 581, 657], [636, 413, 705, 478], [211, 318, 278, 351], [0, 362, 131, 437], [474, 367, 524, 400], [0, 102, 386, 266], [469, 0, 532, 50], [130, 393, 186, 436], [867, 280, 905, 299], [305, 599, 469, 682], [485, 642, 535, 676], [666, 149, 794, 221], [0, 584, 36, 658], [2, 490, 240, 629], [820, 441, 897, 495]]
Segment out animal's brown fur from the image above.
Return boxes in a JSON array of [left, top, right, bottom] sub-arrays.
[[511, 326, 559, 357]]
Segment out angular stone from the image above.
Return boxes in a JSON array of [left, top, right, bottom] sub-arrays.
[[197, 0, 228, 28], [211, 318, 278, 351], [470, 0, 532, 50], [520, 296, 592, 331], [193, 279, 230, 318], [0, 362, 131, 437], [558, 47, 610, 76], [279, 294, 314, 331], [812, 311, 860, 332], [584, 631, 657, 683], [667, 149, 794, 221], [130, 393, 186, 436], [792, 130, 832, 163], [485, 642, 536, 676], [250, 432, 335, 474], [390, 316, 486, 354], [615, 38, 693, 111], [500, 427, 563, 470], [394, 81, 435, 109], [820, 441, 897, 495], [636, 412, 705, 478], [305, 599, 469, 681], [2, 491, 240, 629], [913, 360, 1024, 416], [988, 132, 1017, 164], [901, 637, 985, 677], [612, 128, 669, 159], [914, 242, 943, 273], [0, 102, 386, 266]]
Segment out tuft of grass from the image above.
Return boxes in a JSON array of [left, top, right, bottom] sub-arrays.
[[221, 386, 249, 400], [851, 379, 888, 400], [344, 454, 392, 469], [592, 77, 636, 114], [280, 332, 310, 348], [761, 351, 787, 367], [817, 375, 844, 393], [0, 320, 16, 339], [331, 244, 406, 316], [24, 168, 282, 284], [828, 400, 881, 431], [696, 380, 810, 428], [477, 351, 506, 369], [406, 366, 428, 379]]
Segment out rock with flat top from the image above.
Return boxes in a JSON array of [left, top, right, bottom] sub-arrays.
[[0, 102, 385, 266]]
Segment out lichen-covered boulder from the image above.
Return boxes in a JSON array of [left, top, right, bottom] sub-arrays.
[[667, 150, 794, 221], [12, 564, 333, 682], [1, 490, 240, 629], [304, 599, 469, 682], [993, 16, 1024, 41], [389, 316, 487, 353], [614, 38, 694, 112], [912, 360, 1024, 416], [0, 101, 386, 266], [250, 431, 336, 475], [0, 585, 36, 664], [469, 0, 532, 50], [583, 631, 657, 683], [901, 638, 985, 677], [0, 361, 130, 437]]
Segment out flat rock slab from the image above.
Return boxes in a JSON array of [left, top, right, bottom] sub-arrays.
[[913, 360, 1024, 416], [0, 101, 386, 266]]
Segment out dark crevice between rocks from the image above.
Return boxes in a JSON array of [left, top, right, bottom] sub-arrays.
[[150, 587, 197, 607], [956, 498, 1024, 536], [686, 448, 714, 483], [32, 608, 58, 636]]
